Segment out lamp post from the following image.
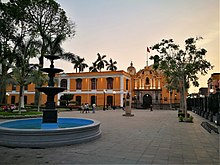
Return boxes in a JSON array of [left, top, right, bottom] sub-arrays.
[[6, 93, 9, 104], [103, 89, 106, 111], [209, 89, 214, 122], [113, 91, 116, 110]]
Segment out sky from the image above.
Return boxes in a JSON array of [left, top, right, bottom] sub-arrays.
[[54, 0, 219, 93], [3, 0, 220, 93]]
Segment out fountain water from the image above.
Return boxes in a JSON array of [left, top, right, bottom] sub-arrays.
[[0, 55, 101, 148]]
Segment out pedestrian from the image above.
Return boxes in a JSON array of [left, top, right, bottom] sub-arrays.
[[85, 103, 89, 113], [81, 103, 85, 113], [122, 98, 125, 111], [92, 103, 96, 113], [150, 104, 153, 111]]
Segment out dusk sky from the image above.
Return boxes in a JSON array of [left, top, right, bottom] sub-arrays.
[[54, 0, 219, 93], [4, 0, 219, 93]]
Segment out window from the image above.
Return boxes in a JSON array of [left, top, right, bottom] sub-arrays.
[[76, 96, 81, 105], [24, 85, 28, 90], [24, 96, 27, 105], [126, 79, 129, 90], [12, 83, 16, 91], [91, 96, 96, 105], [91, 78, 97, 90], [146, 77, 150, 85], [106, 77, 113, 89], [11, 96, 15, 104], [76, 79, 82, 90], [61, 79, 67, 89], [107, 96, 113, 106]]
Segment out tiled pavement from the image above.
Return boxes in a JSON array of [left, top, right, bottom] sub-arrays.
[[0, 109, 219, 164]]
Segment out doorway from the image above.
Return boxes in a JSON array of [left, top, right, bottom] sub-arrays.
[[143, 94, 152, 108]]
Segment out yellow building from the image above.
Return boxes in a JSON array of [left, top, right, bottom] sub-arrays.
[[57, 70, 131, 107], [6, 63, 181, 109], [127, 62, 180, 109], [6, 70, 131, 108]]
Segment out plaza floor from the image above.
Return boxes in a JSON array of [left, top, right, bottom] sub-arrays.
[[0, 109, 219, 165]]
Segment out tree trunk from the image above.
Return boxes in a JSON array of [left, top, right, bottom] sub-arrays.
[[18, 85, 24, 114], [182, 77, 187, 119], [0, 64, 8, 104], [37, 92, 42, 112]]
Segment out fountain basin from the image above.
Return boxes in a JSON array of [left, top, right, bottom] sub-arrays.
[[0, 118, 101, 148]]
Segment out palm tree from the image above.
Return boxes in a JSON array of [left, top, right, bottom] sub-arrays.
[[10, 37, 39, 114], [30, 70, 47, 112], [34, 34, 76, 105], [71, 56, 88, 72], [89, 62, 98, 72], [95, 53, 107, 71], [106, 58, 117, 71]]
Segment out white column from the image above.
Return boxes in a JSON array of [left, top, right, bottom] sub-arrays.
[[150, 78, 152, 89], [153, 78, 156, 89], [67, 78, 70, 91], [134, 79, 137, 89], [158, 79, 161, 89], [120, 76, 124, 107], [139, 79, 141, 89]]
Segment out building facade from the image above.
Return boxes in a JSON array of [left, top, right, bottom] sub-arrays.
[[207, 73, 220, 95], [6, 63, 181, 109], [127, 62, 180, 109]]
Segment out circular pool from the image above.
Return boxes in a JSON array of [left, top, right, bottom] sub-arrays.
[[0, 118, 101, 148]]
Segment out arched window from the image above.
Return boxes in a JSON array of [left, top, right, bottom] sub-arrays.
[[107, 96, 113, 106], [76, 96, 81, 105], [76, 79, 82, 90], [106, 77, 113, 89], [146, 77, 150, 85], [126, 79, 129, 90], [24, 85, 28, 90], [24, 96, 27, 105], [91, 78, 97, 90], [91, 96, 96, 105], [61, 79, 67, 88], [12, 83, 16, 91], [11, 96, 15, 104]]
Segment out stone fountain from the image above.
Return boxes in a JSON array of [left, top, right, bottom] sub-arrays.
[[36, 55, 66, 127], [0, 55, 101, 148]]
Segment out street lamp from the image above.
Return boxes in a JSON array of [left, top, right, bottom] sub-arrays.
[[209, 89, 214, 122], [103, 89, 106, 111], [113, 91, 116, 110]]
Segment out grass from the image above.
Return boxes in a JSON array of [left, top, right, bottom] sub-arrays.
[[0, 110, 42, 119]]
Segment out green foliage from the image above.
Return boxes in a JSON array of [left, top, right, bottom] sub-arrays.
[[95, 53, 108, 71], [150, 37, 213, 114], [71, 56, 88, 73], [106, 58, 117, 71], [179, 115, 184, 122], [60, 94, 74, 106]]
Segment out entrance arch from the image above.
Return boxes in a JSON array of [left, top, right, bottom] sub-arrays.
[[143, 94, 152, 108]]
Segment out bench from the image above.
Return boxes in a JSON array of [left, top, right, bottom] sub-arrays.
[[201, 122, 219, 134]]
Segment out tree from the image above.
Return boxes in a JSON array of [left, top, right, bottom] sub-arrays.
[[150, 37, 213, 118], [71, 56, 88, 73], [89, 62, 98, 72], [106, 58, 117, 71], [95, 53, 107, 71], [10, 0, 76, 67], [30, 70, 47, 112], [9, 37, 39, 114], [60, 94, 74, 106], [0, 1, 30, 104]]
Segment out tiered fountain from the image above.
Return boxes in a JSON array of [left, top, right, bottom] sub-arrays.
[[0, 55, 101, 148]]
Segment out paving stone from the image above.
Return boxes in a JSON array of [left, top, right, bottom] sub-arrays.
[[0, 110, 219, 164]]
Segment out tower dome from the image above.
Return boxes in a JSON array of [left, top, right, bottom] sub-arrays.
[[127, 61, 136, 75]]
